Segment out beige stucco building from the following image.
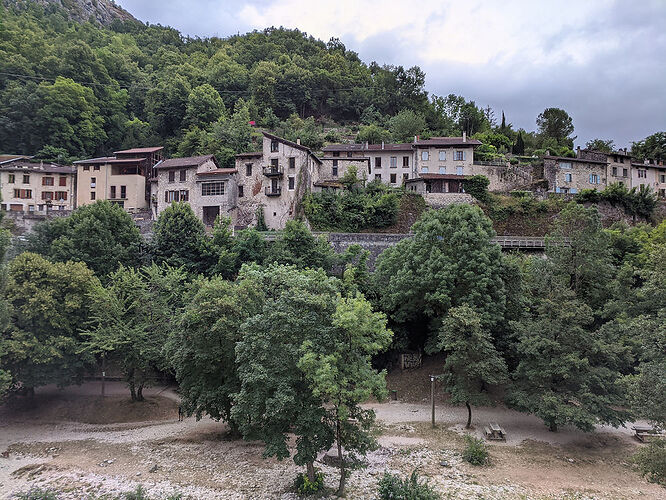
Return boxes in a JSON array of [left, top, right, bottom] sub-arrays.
[[74, 147, 163, 211], [151, 155, 238, 226], [0, 156, 76, 212], [234, 132, 321, 229]]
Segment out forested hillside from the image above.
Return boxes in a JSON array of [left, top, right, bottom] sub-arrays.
[[1, 1, 664, 167]]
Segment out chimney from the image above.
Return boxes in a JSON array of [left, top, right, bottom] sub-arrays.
[[365, 141, 368, 150], [381, 141, 385, 150], [576, 146, 581, 158], [414, 135, 417, 143], [462, 131, 467, 143], [296, 138, 301, 145]]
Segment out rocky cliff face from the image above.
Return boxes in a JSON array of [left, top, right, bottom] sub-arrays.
[[3, 0, 137, 26]]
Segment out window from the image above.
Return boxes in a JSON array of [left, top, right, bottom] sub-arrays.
[[421, 167, 429, 174], [660, 174, 666, 183], [270, 140, 279, 152], [90, 177, 96, 187], [28, 205, 34, 212], [90, 191, 96, 200], [332, 159, 338, 167], [375, 174, 382, 181], [94, 165, 100, 171], [288, 176, 295, 190], [347, 152, 352, 158], [180, 189, 189, 201], [23, 175, 30, 184], [612, 166, 618, 176], [165, 190, 187, 202], [565, 173, 572, 182], [421, 151, 429, 161], [59, 176, 67, 186], [8, 174, 14, 183], [620, 157, 624, 163], [454, 151, 465, 161], [456, 166, 464, 176], [83, 165, 90, 171], [110, 186, 116, 198], [438, 151, 446, 161], [403, 173, 409, 182], [41, 192, 53, 201], [589, 174, 599, 184], [201, 182, 224, 196], [570, 188, 578, 194], [120, 186, 126, 199], [238, 185, 244, 198], [289, 157, 295, 169], [180, 170, 186, 182], [42, 177, 54, 186], [169, 170, 175, 182], [438, 166, 446, 174], [623, 168, 628, 177], [55, 191, 67, 201], [246, 164, 252, 176], [559, 161, 572, 169], [403, 156, 409, 167], [375, 157, 382, 168], [390, 173, 397, 184], [332, 151, 340, 158], [332, 166, 338, 177], [14, 189, 32, 199], [638, 169, 647, 178], [390, 157, 397, 168]]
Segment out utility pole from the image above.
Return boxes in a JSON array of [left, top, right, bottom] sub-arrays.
[[430, 374, 436, 428]]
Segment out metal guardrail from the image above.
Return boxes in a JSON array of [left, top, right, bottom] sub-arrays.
[[491, 236, 546, 248]]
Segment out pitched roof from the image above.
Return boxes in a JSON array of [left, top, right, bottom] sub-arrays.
[[544, 155, 607, 165], [414, 137, 482, 147], [322, 143, 413, 152], [156, 155, 217, 169], [74, 156, 116, 164], [262, 132, 322, 164], [0, 155, 32, 164], [0, 160, 75, 174], [114, 146, 164, 154], [236, 151, 263, 158]]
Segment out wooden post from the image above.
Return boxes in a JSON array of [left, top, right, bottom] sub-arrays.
[[430, 375, 435, 428]]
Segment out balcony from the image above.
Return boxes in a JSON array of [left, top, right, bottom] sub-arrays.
[[265, 186, 282, 196], [263, 165, 284, 177]]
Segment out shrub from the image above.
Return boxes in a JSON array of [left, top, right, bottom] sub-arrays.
[[633, 440, 666, 486], [14, 488, 59, 500], [575, 183, 657, 219], [255, 206, 268, 231], [377, 470, 440, 500], [294, 469, 325, 495], [122, 485, 150, 500], [462, 435, 489, 465], [462, 175, 490, 203], [575, 188, 601, 203]]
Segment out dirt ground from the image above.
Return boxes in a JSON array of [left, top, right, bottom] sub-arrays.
[[0, 381, 664, 500]]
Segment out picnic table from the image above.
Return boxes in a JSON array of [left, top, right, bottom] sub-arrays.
[[484, 422, 506, 441], [632, 424, 665, 442]]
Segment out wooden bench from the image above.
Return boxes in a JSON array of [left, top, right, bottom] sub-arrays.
[[484, 422, 506, 441], [632, 425, 666, 442]]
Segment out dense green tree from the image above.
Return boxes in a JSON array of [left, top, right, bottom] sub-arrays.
[[0, 253, 99, 393], [356, 124, 392, 145], [536, 107, 575, 147], [631, 132, 666, 161], [431, 306, 508, 428], [388, 110, 426, 143], [266, 220, 336, 271], [184, 84, 225, 129], [512, 131, 525, 155], [83, 264, 187, 400], [585, 138, 615, 153], [233, 265, 340, 483], [28, 201, 142, 278], [508, 259, 629, 432], [166, 276, 261, 428], [374, 206, 506, 350], [151, 202, 211, 275], [145, 75, 191, 139], [298, 293, 392, 494]]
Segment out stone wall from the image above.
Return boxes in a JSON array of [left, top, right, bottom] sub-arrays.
[[423, 192, 475, 208]]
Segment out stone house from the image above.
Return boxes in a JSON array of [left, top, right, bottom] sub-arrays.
[[151, 155, 238, 227], [413, 134, 481, 178], [74, 147, 164, 211], [234, 132, 321, 229], [0, 156, 76, 212], [543, 155, 607, 194]]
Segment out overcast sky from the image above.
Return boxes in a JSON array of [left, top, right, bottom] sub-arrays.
[[117, 0, 665, 148]]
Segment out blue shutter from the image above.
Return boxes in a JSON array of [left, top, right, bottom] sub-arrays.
[[555, 187, 561, 193], [571, 188, 577, 194]]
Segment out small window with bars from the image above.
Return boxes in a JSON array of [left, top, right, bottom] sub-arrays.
[[202, 182, 225, 196]]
